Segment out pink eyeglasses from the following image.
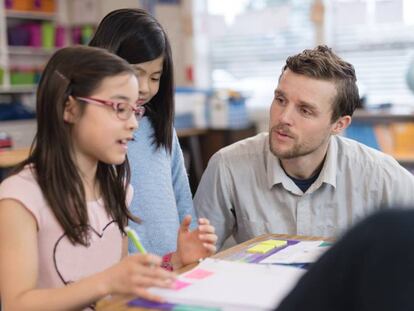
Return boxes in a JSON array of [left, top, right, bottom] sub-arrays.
[[75, 96, 145, 121]]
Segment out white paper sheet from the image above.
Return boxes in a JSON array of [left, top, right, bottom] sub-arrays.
[[260, 241, 328, 264], [148, 258, 305, 310]]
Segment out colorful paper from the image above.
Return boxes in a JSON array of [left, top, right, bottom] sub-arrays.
[[127, 298, 221, 310], [247, 244, 275, 254], [172, 279, 192, 290], [148, 258, 305, 310], [173, 305, 221, 311], [223, 239, 301, 263], [261, 239, 288, 247], [260, 240, 329, 264], [128, 298, 175, 309], [184, 268, 214, 280]]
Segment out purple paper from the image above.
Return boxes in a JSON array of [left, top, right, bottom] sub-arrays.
[[128, 298, 176, 310], [224, 239, 300, 263]]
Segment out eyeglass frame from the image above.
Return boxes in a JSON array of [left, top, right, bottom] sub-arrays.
[[75, 96, 145, 121]]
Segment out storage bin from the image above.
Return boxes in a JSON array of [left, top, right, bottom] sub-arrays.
[[41, 21, 55, 48], [34, 0, 55, 12], [8, 24, 30, 46], [10, 70, 35, 85], [7, 0, 33, 11], [209, 91, 251, 129], [175, 87, 209, 129]]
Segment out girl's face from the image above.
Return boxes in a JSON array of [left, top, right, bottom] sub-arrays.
[[132, 55, 164, 105], [66, 73, 139, 169]]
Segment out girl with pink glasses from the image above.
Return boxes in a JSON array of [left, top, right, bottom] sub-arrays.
[[0, 45, 216, 310]]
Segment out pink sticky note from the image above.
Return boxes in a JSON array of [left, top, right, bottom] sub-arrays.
[[184, 268, 214, 280], [172, 279, 191, 290]]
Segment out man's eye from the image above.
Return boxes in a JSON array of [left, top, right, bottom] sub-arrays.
[[300, 108, 312, 116], [275, 97, 285, 105]]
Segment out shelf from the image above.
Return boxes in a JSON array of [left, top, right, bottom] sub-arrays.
[[8, 46, 57, 56], [177, 128, 207, 138], [0, 85, 37, 94], [5, 9, 55, 20], [353, 108, 414, 123]]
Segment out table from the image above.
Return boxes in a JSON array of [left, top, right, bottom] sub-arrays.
[[96, 233, 330, 311], [0, 147, 30, 180], [0, 147, 29, 168]]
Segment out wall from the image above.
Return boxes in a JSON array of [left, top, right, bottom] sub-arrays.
[[156, 0, 194, 87]]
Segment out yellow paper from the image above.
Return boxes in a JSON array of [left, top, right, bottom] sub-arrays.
[[247, 244, 275, 254], [261, 239, 287, 248]]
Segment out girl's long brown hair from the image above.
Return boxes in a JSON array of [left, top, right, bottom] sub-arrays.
[[15, 45, 139, 245]]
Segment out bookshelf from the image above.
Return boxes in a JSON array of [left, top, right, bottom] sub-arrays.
[[0, 0, 102, 95], [0, 3, 58, 93]]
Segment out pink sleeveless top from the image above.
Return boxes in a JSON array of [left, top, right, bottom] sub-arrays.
[[0, 166, 132, 292]]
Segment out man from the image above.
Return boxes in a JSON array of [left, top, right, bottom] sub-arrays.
[[194, 45, 414, 250]]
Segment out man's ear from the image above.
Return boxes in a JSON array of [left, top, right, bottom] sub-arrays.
[[331, 115, 352, 135], [63, 96, 80, 123]]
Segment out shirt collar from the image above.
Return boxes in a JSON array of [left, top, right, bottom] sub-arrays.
[[266, 140, 301, 194], [315, 136, 337, 189], [266, 135, 338, 193]]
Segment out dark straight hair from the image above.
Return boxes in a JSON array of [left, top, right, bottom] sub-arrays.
[[89, 8, 174, 152], [15, 45, 139, 245]]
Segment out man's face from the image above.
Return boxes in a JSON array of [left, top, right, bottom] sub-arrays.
[[269, 69, 340, 160]]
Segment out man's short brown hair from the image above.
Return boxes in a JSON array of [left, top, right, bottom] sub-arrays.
[[282, 45, 360, 122]]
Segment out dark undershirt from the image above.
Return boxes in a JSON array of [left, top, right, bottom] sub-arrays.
[[286, 167, 322, 193]]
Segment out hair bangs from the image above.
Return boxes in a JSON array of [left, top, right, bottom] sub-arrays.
[[117, 33, 164, 64]]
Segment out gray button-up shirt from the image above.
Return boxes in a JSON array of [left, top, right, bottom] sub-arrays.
[[194, 133, 414, 249]]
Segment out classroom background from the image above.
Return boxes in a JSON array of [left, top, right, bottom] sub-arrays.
[[1, 0, 414, 190]]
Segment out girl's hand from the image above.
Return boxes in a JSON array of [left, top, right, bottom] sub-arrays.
[[102, 253, 175, 302], [174, 215, 217, 268]]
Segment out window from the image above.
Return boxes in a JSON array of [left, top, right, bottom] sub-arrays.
[[204, 0, 315, 108], [198, 0, 414, 108], [328, 0, 414, 106]]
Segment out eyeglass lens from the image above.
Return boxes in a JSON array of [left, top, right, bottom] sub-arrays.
[[116, 102, 144, 120]]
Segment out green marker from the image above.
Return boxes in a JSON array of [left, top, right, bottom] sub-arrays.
[[125, 226, 147, 254]]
